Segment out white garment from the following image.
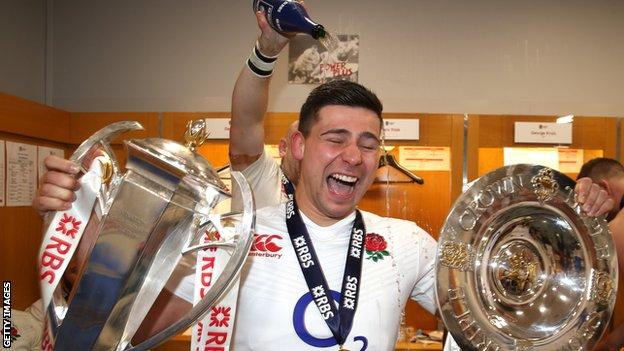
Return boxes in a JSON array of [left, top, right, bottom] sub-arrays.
[[8, 299, 44, 351], [231, 150, 286, 212], [172, 203, 437, 350], [443, 336, 461, 351]]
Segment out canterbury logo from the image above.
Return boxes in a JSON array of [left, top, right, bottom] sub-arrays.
[[251, 234, 283, 252]]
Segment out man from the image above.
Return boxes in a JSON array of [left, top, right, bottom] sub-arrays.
[[33, 11, 614, 351], [577, 158, 624, 351]]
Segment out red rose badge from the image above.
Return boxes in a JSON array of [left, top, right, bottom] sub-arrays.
[[11, 326, 21, 342], [365, 233, 389, 262]]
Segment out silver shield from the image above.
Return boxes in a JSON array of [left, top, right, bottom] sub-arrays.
[[436, 164, 618, 350]]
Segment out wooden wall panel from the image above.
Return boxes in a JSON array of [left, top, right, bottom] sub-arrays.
[[0, 206, 44, 310], [1, 131, 69, 309], [477, 148, 504, 178], [0, 94, 71, 310], [69, 112, 160, 144], [450, 115, 465, 202], [196, 142, 230, 169], [0, 92, 70, 143], [472, 115, 618, 150], [469, 115, 618, 179], [162, 112, 298, 146]]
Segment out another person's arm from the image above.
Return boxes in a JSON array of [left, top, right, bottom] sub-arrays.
[[33, 155, 80, 216], [592, 208, 624, 351]]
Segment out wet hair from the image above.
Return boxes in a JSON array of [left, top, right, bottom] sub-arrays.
[[298, 80, 383, 137], [577, 157, 624, 181]]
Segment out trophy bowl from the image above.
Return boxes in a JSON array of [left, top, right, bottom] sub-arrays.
[[38, 120, 255, 350], [436, 164, 618, 350]]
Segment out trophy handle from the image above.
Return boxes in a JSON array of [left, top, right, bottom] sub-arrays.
[[69, 121, 144, 204], [126, 170, 255, 351]]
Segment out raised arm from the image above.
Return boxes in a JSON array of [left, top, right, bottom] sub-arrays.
[[229, 10, 290, 171]]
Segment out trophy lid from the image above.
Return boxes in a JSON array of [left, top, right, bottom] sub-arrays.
[[125, 137, 229, 195]]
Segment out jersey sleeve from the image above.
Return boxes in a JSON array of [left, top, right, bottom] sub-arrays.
[[231, 149, 283, 212]]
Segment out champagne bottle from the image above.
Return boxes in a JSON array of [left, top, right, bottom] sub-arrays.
[[253, 0, 326, 39]]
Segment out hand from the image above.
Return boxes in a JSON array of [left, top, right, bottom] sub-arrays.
[[575, 177, 614, 217], [255, 8, 292, 56], [33, 155, 80, 217]]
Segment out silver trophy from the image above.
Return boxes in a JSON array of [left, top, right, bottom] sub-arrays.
[[40, 120, 254, 350], [436, 165, 618, 350]]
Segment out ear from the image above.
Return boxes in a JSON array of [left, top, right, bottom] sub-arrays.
[[278, 138, 287, 158], [291, 131, 305, 161], [598, 179, 613, 195]]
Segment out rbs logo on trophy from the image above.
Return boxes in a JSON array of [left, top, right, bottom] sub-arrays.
[[249, 234, 283, 259]]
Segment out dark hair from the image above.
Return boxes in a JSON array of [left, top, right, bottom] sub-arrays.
[[298, 80, 383, 137], [577, 157, 624, 180]]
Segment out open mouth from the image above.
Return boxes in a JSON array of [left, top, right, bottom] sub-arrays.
[[327, 173, 358, 196]]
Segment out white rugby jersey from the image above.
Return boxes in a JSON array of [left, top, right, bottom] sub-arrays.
[[231, 149, 286, 212], [233, 203, 436, 350]]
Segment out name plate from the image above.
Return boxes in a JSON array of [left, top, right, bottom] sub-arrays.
[[383, 119, 419, 140], [204, 118, 231, 139], [514, 122, 572, 144]]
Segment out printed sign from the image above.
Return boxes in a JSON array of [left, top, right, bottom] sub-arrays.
[[6, 142, 37, 206], [399, 146, 450, 170], [204, 118, 231, 139], [558, 149, 584, 173], [383, 119, 420, 140], [514, 122, 572, 144], [264, 144, 281, 162]]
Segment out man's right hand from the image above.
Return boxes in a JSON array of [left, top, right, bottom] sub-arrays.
[[33, 155, 81, 217], [255, 9, 291, 57]]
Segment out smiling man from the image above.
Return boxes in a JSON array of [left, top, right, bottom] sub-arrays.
[[32, 6, 616, 351], [229, 78, 438, 350]]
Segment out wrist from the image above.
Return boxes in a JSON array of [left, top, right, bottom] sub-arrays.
[[255, 38, 282, 58], [247, 40, 278, 77]]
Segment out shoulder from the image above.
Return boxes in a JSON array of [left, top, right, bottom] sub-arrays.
[[240, 149, 279, 178], [255, 203, 287, 231], [360, 210, 432, 242]]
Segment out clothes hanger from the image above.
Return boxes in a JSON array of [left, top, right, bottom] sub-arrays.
[[216, 164, 230, 173], [375, 154, 424, 184]]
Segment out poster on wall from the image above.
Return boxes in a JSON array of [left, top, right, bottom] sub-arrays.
[[558, 148, 584, 174], [6, 141, 37, 207], [288, 34, 359, 84], [264, 144, 281, 163], [399, 146, 450, 171], [38, 146, 65, 183], [0, 140, 5, 207]]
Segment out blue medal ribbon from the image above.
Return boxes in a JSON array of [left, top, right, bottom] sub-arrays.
[[282, 175, 365, 347]]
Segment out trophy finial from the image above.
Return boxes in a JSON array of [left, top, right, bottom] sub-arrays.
[[184, 119, 210, 151]]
